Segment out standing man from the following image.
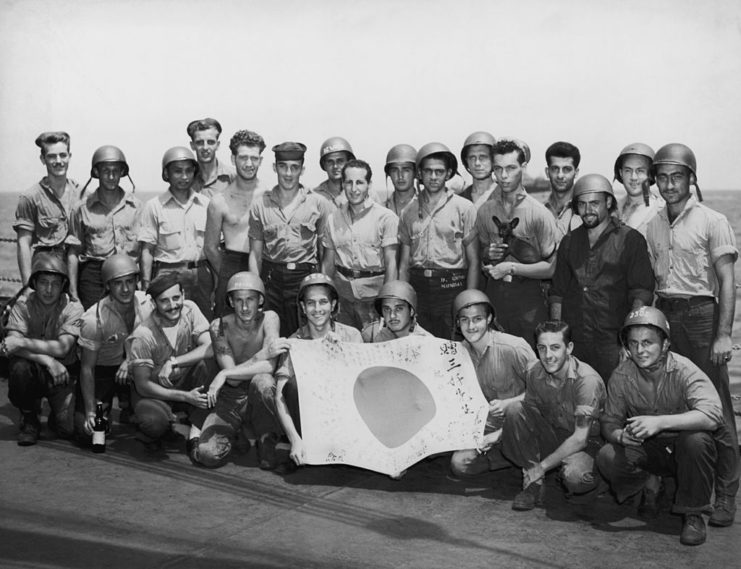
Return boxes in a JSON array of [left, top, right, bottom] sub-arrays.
[[187, 118, 235, 197], [476, 139, 559, 345], [313, 137, 355, 209], [75, 254, 152, 440], [646, 143, 739, 528], [502, 320, 605, 511], [248, 142, 332, 337], [14, 131, 80, 285], [204, 129, 269, 317], [543, 141, 582, 240], [66, 145, 141, 309], [613, 142, 662, 236], [398, 142, 478, 339], [449, 290, 536, 478], [128, 273, 214, 453], [2, 253, 83, 445], [194, 272, 282, 469], [361, 280, 430, 342], [459, 131, 497, 208], [597, 307, 724, 546], [321, 159, 398, 330], [550, 174, 655, 382], [378, 144, 417, 216], [138, 147, 213, 320]]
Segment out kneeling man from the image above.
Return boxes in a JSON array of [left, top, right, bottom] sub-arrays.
[[597, 307, 723, 546], [502, 320, 605, 511], [128, 273, 214, 452]]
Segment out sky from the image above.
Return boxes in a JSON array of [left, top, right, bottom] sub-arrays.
[[1, 0, 740, 193]]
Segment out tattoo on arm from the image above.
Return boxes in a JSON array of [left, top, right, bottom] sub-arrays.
[[575, 415, 594, 429]]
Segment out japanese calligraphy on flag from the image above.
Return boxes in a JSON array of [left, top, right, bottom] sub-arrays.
[[289, 335, 488, 476]]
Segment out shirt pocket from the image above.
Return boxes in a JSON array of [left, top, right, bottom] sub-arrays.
[[37, 214, 65, 239], [158, 221, 182, 251]]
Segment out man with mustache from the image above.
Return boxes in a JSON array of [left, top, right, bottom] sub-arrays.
[[550, 174, 654, 383], [128, 272, 213, 453]]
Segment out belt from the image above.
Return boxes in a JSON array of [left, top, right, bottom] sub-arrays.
[[154, 259, 208, 270], [223, 249, 251, 259], [34, 244, 66, 253], [656, 296, 715, 311], [335, 265, 384, 279], [263, 260, 316, 272], [410, 267, 466, 278]]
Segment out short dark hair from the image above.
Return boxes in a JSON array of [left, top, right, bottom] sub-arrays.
[[545, 141, 581, 168], [187, 118, 222, 139], [35, 131, 70, 155], [534, 320, 572, 345], [492, 139, 526, 165], [341, 159, 373, 183], [229, 130, 266, 155]]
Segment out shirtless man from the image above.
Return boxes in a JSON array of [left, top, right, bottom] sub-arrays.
[[193, 272, 283, 469], [204, 130, 269, 316]]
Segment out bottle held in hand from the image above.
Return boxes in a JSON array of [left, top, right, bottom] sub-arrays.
[[92, 402, 108, 453]]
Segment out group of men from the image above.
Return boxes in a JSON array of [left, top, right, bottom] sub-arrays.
[[3, 120, 738, 546]]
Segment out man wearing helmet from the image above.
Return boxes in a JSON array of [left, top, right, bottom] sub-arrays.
[[597, 307, 724, 546], [248, 142, 332, 337], [501, 320, 605, 511], [550, 173, 655, 382], [205, 130, 270, 317], [646, 143, 739, 528], [75, 254, 153, 441], [449, 289, 536, 478], [543, 141, 582, 241], [361, 280, 430, 342], [14, 131, 80, 285], [398, 142, 479, 339], [138, 146, 213, 319], [476, 138, 559, 346], [459, 131, 497, 209], [187, 118, 236, 197], [272, 274, 363, 470], [613, 142, 663, 236], [193, 272, 284, 469], [66, 145, 142, 310], [377, 144, 417, 216], [313, 137, 355, 209], [128, 272, 214, 453], [321, 159, 399, 330], [1, 253, 84, 446]]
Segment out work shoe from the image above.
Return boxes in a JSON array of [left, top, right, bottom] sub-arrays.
[[680, 514, 706, 546], [18, 413, 40, 446], [709, 495, 737, 527], [637, 487, 662, 519], [257, 433, 279, 470], [512, 482, 546, 511]]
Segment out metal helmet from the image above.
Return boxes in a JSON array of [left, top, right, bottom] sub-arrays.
[[652, 143, 702, 202], [161, 146, 199, 182], [319, 137, 355, 168], [101, 254, 139, 284], [91, 145, 129, 178], [384, 144, 417, 175], [613, 142, 654, 183], [374, 280, 418, 315], [460, 131, 496, 166], [298, 273, 338, 301], [226, 271, 265, 298], [572, 173, 615, 199], [452, 289, 495, 319], [620, 306, 670, 345], [416, 142, 459, 176], [30, 252, 69, 290]]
